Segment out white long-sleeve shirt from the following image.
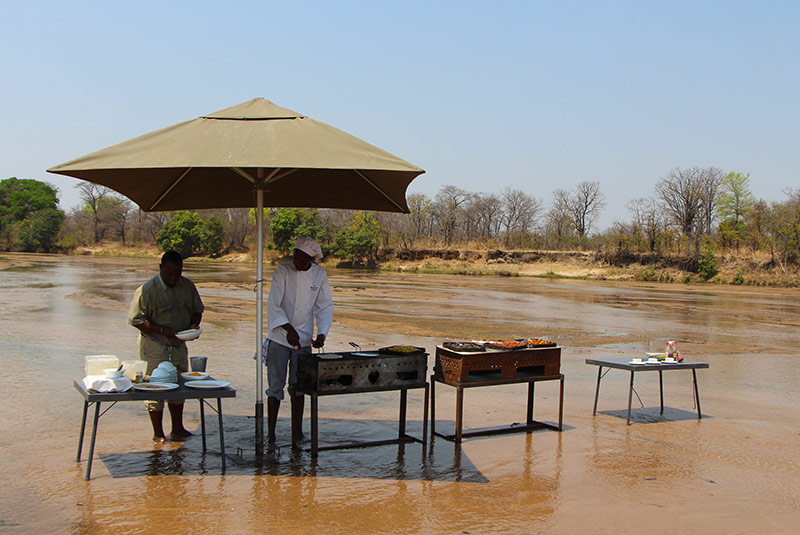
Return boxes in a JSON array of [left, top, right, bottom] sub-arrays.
[[266, 262, 333, 349]]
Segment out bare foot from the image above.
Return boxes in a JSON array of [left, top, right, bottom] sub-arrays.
[[153, 435, 168, 444]]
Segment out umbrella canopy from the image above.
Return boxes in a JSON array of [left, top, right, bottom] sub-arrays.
[[48, 97, 424, 457], [48, 98, 424, 213]]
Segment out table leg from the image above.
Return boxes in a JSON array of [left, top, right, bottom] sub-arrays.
[[77, 400, 89, 461], [399, 389, 408, 439], [693, 369, 702, 419], [659, 369, 664, 415], [430, 377, 436, 436], [85, 401, 101, 481], [526, 381, 535, 424], [311, 393, 319, 457], [200, 399, 207, 453], [422, 383, 429, 444], [593, 366, 603, 415], [627, 371, 635, 425], [455, 386, 464, 444], [558, 375, 564, 431], [217, 398, 226, 471]]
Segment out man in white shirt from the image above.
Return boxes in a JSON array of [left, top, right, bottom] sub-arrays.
[[264, 236, 333, 446]]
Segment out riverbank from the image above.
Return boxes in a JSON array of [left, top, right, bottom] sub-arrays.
[[63, 242, 800, 287]]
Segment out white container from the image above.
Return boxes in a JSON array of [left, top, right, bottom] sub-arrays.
[[122, 360, 148, 381], [85, 355, 119, 376]]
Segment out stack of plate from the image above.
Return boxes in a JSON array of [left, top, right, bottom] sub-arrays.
[[150, 361, 177, 383]]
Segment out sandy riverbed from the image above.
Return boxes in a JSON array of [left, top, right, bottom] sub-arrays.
[[0, 253, 798, 534]]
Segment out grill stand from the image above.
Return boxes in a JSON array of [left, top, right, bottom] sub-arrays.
[[301, 384, 429, 457], [431, 373, 564, 443]]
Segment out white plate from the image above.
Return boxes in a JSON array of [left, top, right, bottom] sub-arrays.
[[629, 360, 645, 365], [175, 328, 202, 341], [352, 352, 379, 357], [181, 371, 210, 380], [133, 382, 179, 391], [185, 380, 230, 389], [318, 354, 343, 359]]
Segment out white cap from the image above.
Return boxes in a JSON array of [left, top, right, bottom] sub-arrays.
[[294, 236, 323, 262]]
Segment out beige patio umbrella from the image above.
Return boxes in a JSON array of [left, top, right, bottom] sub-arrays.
[[48, 97, 424, 456]]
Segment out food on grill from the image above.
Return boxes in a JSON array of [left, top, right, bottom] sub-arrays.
[[526, 338, 555, 347], [381, 345, 422, 354], [443, 341, 486, 353], [486, 340, 527, 350]]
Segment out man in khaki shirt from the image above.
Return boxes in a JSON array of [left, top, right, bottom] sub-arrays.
[[128, 251, 204, 443]]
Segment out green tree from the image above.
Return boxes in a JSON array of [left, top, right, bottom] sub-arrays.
[[156, 211, 226, 257], [199, 214, 224, 256], [717, 171, 755, 251], [268, 208, 329, 253], [0, 177, 64, 250], [332, 211, 382, 264], [269, 208, 301, 252], [10, 208, 65, 252]]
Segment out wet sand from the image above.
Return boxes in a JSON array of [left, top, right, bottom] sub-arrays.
[[1, 253, 798, 534]]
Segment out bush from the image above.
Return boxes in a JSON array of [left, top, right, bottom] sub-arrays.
[[331, 212, 382, 264], [697, 243, 718, 280], [11, 207, 64, 252], [157, 211, 224, 257], [268, 208, 331, 254], [199, 215, 224, 256]]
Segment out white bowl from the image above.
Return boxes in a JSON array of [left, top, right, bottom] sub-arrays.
[[103, 368, 125, 379], [181, 371, 210, 381], [176, 328, 202, 341]]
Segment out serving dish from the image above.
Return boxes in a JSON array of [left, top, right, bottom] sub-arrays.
[[175, 328, 202, 341], [133, 382, 179, 391], [184, 380, 229, 389]]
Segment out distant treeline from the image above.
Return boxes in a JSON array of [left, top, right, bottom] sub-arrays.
[[2, 167, 799, 268]]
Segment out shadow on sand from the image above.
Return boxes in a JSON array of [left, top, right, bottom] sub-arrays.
[[597, 406, 712, 424], [98, 413, 567, 483]]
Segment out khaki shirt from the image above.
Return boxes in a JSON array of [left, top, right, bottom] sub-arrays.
[[128, 273, 204, 347]]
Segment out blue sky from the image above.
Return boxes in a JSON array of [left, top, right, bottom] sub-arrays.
[[1, 0, 798, 231]]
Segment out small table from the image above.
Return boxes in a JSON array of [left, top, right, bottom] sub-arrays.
[[74, 380, 236, 480], [295, 352, 429, 457], [585, 358, 709, 425]]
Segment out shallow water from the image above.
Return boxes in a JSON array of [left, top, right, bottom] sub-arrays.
[[1, 253, 798, 534]]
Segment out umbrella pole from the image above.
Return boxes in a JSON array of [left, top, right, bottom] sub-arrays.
[[255, 173, 265, 456]]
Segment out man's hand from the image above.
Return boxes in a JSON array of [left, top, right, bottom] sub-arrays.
[[160, 326, 178, 341], [312, 334, 326, 348], [282, 323, 301, 348]]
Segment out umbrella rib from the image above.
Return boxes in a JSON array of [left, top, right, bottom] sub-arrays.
[[232, 167, 285, 185], [354, 170, 405, 212], [149, 168, 192, 211], [267, 168, 298, 183], [232, 167, 256, 183]]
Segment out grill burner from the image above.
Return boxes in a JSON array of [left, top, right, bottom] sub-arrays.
[[297, 351, 428, 393]]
